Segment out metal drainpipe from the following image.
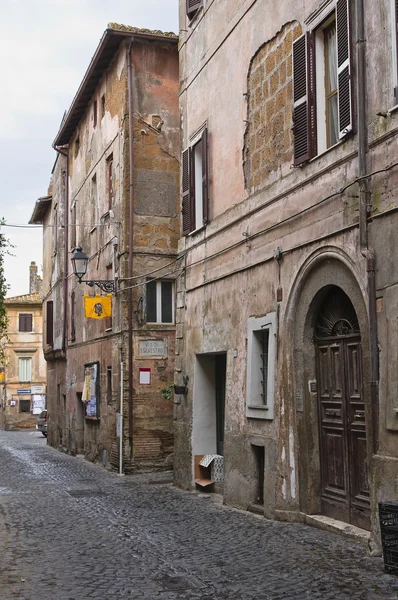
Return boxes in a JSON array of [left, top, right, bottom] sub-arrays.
[[127, 40, 135, 456], [356, 0, 379, 454], [53, 145, 69, 357]]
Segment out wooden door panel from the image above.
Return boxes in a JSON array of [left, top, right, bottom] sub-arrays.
[[330, 344, 344, 398], [317, 337, 370, 530], [318, 345, 331, 397], [350, 429, 370, 502], [321, 427, 348, 498]]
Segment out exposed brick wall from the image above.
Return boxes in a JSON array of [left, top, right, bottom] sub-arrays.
[[243, 22, 302, 190]]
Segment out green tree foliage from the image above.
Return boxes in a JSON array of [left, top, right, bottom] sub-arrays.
[[0, 219, 10, 365]]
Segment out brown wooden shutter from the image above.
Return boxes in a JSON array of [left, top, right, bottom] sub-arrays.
[[46, 301, 54, 346], [201, 127, 209, 225], [293, 34, 311, 165], [336, 0, 353, 138], [187, 0, 202, 19], [182, 148, 192, 235], [307, 31, 317, 158], [71, 292, 76, 342], [19, 313, 32, 332]]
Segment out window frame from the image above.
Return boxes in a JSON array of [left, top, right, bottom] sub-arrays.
[[106, 154, 114, 210], [19, 357, 32, 383], [71, 291, 76, 342], [181, 125, 209, 235], [93, 99, 98, 128], [53, 204, 58, 256], [146, 279, 175, 324], [292, 0, 352, 165], [70, 201, 77, 249], [46, 301, 54, 346], [246, 313, 276, 420], [19, 399, 31, 413], [90, 173, 98, 233], [186, 0, 203, 20], [19, 313, 33, 332]]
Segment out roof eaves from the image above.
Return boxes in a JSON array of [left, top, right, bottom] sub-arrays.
[[52, 26, 178, 148], [29, 196, 52, 225]]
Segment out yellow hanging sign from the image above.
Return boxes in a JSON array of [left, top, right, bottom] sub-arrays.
[[84, 295, 112, 320]]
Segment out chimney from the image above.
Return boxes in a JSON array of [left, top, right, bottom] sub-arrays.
[[29, 261, 39, 293]]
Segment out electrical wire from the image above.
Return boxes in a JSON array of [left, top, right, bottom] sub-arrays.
[[120, 264, 184, 292], [121, 255, 184, 281]]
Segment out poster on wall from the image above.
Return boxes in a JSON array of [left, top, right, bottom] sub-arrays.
[[32, 394, 46, 415], [82, 362, 100, 419]]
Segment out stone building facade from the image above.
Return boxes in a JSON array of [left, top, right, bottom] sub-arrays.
[[176, 0, 398, 545], [0, 263, 46, 430], [31, 25, 179, 470]]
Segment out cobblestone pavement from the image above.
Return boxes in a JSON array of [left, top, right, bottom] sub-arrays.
[[0, 431, 398, 600]]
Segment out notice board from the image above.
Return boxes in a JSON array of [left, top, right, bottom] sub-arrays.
[[82, 361, 100, 419]]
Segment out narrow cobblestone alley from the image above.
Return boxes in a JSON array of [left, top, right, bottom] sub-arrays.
[[0, 431, 397, 600]]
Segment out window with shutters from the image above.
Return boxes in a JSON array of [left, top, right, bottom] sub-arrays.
[[181, 127, 209, 235], [71, 291, 76, 342], [146, 280, 174, 324], [187, 0, 203, 20], [53, 205, 58, 255], [106, 154, 114, 210], [293, 0, 352, 165], [46, 301, 54, 346], [246, 313, 276, 420], [19, 357, 32, 382], [19, 313, 33, 332], [71, 201, 77, 249]]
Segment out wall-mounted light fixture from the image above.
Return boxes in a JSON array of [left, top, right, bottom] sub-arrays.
[[71, 246, 116, 293]]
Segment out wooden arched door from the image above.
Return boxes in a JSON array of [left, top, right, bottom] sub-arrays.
[[315, 287, 370, 530]]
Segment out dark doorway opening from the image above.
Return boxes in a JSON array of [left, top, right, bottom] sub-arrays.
[[252, 445, 265, 505]]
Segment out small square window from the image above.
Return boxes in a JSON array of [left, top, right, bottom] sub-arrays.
[[19, 399, 31, 413], [19, 314, 33, 332]]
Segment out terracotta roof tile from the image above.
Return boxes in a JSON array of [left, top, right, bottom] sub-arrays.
[[5, 292, 41, 305], [107, 23, 178, 38]]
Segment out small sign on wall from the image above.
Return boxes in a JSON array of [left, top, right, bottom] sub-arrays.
[[139, 368, 151, 385], [139, 339, 167, 357]]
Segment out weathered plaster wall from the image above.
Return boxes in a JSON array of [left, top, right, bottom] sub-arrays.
[[48, 36, 179, 471], [2, 300, 46, 430], [177, 0, 398, 539]]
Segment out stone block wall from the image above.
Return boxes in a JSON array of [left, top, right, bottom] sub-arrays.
[[243, 22, 302, 190]]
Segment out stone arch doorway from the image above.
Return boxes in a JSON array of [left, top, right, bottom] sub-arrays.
[[284, 249, 374, 533], [314, 286, 370, 530]]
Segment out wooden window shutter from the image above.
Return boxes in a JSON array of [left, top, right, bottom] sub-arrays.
[[336, 0, 353, 138], [46, 301, 54, 346], [293, 34, 311, 165], [187, 0, 202, 19], [201, 127, 209, 225], [71, 292, 76, 342], [182, 148, 192, 235]]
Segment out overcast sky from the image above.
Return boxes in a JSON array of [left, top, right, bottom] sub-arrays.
[[0, 0, 178, 297]]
